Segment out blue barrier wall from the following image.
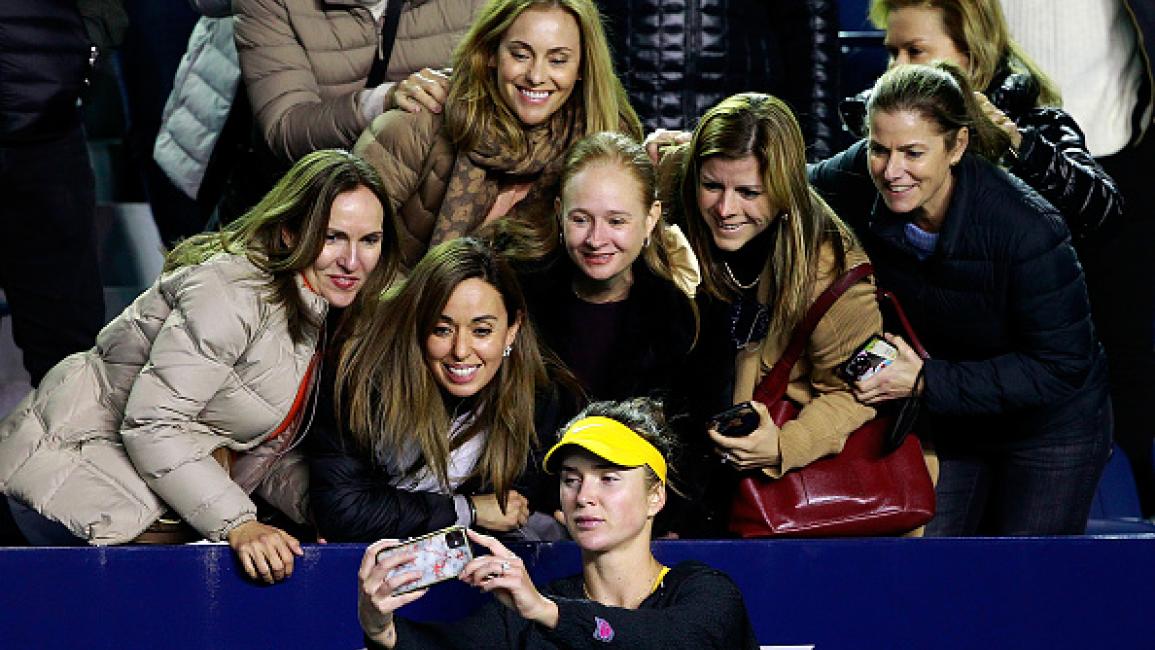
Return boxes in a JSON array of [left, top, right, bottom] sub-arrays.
[[2, 537, 1152, 649]]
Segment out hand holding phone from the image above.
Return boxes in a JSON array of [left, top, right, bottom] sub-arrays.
[[840, 335, 898, 383], [709, 401, 760, 437], [375, 525, 474, 595]]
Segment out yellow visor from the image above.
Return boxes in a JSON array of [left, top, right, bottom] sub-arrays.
[[542, 416, 667, 484]]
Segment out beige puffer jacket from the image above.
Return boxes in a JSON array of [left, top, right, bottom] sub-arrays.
[[0, 254, 325, 545], [234, 0, 484, 160]]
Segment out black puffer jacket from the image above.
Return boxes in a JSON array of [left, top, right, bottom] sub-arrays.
[[990, 70, 1123, 239], [839, 67, 1122, 238], [598, 0, 841, 160], [809, 140, 1109, 444], [0, 0, 91, 143]]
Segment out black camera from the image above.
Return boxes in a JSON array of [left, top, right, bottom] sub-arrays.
[[446, 528, 466, 549]]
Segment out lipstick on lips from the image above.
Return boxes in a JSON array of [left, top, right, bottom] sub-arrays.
[[329, 274, 359, 291]]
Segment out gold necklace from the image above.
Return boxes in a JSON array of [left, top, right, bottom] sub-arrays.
[[582, 563, 668, 606], [722, 261, 759, 290]]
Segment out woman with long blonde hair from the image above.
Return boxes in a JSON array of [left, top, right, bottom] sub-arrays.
[[354, 0, 642, 267]]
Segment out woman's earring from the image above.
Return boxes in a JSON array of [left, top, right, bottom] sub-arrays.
[[503, 345, 512, 358], [644, 235, 651, 247]]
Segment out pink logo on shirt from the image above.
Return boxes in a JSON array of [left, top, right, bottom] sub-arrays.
[[592, 616, 615, 642]]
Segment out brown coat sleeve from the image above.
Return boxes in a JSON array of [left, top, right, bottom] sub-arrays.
[[761, 250, 882, 478], [772, 275, 880, 476], [354, 108, 447, 266], [234, 0, 373, 159]]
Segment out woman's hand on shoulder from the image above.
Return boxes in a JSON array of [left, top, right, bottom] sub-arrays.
[[708, 400, 782, 471], [974, 91, 1023, 150], [470, 490, 530, 532], [387, 68, 452, 114], [853, 333, 924, 405], [460, 529, 559, 629], [359, 539, 430, 649], [643, 129, 692, 165], [227, 520, 304, 584]]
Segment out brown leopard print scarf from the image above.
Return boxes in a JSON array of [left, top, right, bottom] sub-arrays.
[[431, 102, 584, 247]]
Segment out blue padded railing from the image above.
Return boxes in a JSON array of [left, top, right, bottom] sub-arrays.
[[1, 537, 1152, 649]]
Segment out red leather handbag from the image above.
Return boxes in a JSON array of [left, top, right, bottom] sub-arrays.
[[728, 263, 936, 538]]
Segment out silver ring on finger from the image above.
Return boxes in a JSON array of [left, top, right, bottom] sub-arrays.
[[500, 560, 511, 575]]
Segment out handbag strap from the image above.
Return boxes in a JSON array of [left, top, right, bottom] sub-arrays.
[[753, 263, 875, 405], [877, 289, 929, 360], [365, 0, 405, 89]]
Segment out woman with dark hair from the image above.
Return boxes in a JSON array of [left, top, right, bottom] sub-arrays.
[[810, 62, 1111, 535], [0, 149, 401, 582], [358, 398, 760, 649], [840, 0, 1122, 237], [354, 0, 642, 266], [308, 237, 560, 542]]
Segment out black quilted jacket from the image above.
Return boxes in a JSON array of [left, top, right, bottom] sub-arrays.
[[0, 0, 91, 143], [598, 0, 841, 160]]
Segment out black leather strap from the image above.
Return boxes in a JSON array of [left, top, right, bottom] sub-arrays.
[[365, 0, 404, 89]]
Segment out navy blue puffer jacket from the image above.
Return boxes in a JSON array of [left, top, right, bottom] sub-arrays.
[[809, 141, 1109, 444]]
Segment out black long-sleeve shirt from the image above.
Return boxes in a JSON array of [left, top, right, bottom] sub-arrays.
[[371, 561, 760, 649]]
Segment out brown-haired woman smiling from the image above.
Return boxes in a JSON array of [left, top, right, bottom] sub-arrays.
[[810, 63, 1111, 535], [0, 150, 400, 583], [308, 238, 559, 541], [840, 0, 1122, 237], [354, 0, 642, 266], [653, 94, 885, 534]]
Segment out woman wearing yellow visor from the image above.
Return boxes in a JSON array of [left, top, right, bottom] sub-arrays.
[[357, 398, 758, 649]]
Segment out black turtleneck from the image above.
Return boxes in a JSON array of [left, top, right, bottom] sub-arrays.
[[719, 222, 777, 294]]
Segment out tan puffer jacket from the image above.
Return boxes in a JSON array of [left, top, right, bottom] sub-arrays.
[[0, 254, 325, 545], [354, 107, 456, 266], [234, 0, 484, 160]]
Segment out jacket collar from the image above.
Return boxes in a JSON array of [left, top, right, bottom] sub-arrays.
[[295, 272, 330, 321], [867, 152, 977, 260]]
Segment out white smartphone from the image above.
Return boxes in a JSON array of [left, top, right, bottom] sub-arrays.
[[375, 525, 473, 595]]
